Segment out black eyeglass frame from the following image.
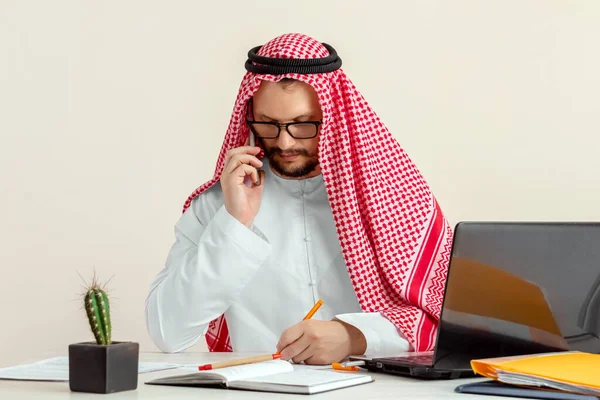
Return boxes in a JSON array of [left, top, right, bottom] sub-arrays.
[[245, 119, 322, 139]]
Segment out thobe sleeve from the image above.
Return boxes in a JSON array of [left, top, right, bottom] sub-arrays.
[[333, 312, 412, 354], [144, 197, 271, 353]]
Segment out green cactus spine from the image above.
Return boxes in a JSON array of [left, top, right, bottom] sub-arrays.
[[84, 286, 112, 345]]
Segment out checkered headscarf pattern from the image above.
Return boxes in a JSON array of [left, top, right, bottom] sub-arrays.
[[183, 33, 452, 352]]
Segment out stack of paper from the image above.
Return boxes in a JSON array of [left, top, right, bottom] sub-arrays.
[[471, 351, 600, 396], [0, 357, 182, 382]]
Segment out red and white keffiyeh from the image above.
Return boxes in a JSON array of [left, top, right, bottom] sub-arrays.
[[182, 33, 453, 353]]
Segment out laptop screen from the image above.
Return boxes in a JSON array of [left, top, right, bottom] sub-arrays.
[[434, 222, 600, 369]]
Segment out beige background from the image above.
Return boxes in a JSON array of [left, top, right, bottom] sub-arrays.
[[1, 0, 599, 367]]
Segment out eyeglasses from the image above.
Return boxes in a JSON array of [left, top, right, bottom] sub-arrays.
[[246, 119, 321, 139]]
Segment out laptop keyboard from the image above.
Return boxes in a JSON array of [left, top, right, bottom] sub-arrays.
[[380, 353, 434, 365]]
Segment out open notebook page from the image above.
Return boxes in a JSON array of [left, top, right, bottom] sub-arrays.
[[240, 369, 369, 385], [151, 360, 295, 384], [229, 369, 373, 394]]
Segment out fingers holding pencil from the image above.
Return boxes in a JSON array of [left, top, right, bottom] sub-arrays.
[[276, 299, 324, 355], [276, 299, 367, 364], [276, 319, 360, 364]]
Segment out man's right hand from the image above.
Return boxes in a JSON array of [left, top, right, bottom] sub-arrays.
[[220, 144, 265, 228]]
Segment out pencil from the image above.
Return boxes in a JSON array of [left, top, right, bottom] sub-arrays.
[[303, 299, 324, 320], [198, 353, 282, 371], [276, 299, 324, 355]]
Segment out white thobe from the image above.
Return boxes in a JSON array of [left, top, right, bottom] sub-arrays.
[[145, 159, 410, 355]]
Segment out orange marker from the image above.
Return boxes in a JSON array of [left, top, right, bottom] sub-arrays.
[[332, 363, 360, 372], [332, 361, 364, 372], [276, 299, 324, 355]]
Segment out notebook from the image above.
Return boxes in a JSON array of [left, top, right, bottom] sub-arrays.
[[470, 351, 600, 396], [145, 360, 373, 395]]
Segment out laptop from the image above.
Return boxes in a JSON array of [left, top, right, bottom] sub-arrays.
[[350, 222, 600, 379]]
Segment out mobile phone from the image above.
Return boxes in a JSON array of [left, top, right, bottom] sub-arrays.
[[244, 132, 259, 187]]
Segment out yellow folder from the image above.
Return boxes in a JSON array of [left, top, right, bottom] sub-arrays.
[[471, 351, 600, 395]]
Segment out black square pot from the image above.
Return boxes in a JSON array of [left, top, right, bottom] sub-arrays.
[[69, 341, 139, 394]]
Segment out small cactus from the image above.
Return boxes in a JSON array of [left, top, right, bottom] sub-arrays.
[[83, 277, 112, 345]]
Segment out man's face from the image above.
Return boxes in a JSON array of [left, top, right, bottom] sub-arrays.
[[251, 80, 322, 179]]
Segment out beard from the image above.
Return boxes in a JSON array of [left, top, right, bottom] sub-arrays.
[[260, 140, 319, 178]]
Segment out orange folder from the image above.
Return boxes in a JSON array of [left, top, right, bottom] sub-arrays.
[[471, 351, 600, 396]]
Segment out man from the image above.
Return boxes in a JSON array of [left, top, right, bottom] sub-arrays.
[[145, 33, 452, 365]]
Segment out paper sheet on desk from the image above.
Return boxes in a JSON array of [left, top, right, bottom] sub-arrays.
[[0, 357, 182, 381]]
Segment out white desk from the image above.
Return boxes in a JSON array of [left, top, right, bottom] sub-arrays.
[[0, 352, 502, 399]]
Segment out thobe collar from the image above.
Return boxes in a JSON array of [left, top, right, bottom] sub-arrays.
[[262, 158, 324, 196]]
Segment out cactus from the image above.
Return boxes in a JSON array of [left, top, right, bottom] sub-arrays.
[[84, 281, 112, 345]]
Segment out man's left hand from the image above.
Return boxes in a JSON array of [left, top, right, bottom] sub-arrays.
[[276, 320, 367, 365]]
